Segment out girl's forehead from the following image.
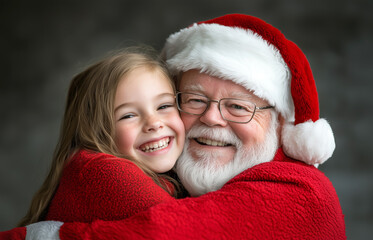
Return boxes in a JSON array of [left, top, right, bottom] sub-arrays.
[[115, 68, 174, 102]]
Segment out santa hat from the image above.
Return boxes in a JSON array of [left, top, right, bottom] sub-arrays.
[[161, 14, 335, 165]]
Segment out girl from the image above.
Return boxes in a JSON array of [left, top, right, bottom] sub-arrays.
[[18, 46, 185, 225]]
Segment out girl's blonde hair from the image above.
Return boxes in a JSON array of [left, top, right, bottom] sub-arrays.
[[18, 46, 179, 227]]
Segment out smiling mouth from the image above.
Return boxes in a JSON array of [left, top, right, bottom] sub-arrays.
[[140, 137, 170, 153], [194, 137, 232, 147]]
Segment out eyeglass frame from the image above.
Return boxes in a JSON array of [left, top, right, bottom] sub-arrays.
[[175, 92, 274, 124]]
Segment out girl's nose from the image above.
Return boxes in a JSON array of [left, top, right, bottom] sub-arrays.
[[143, 115, 164, 133]]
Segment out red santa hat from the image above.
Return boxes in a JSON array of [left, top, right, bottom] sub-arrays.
[[161, 14, 335, 165]]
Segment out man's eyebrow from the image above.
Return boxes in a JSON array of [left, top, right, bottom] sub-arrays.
[[230, 92, 267, 105], [182, 84, 204, 92], [230, 92, 253, 99]]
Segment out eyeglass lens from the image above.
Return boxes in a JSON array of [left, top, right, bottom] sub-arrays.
[[177, 93, 256, 123]]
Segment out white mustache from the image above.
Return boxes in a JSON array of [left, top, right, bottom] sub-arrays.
[[186, 125, 242, 148]]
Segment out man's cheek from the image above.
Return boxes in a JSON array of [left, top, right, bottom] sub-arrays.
[[241, 130, 267, 148], [180, 113, 197, 133]]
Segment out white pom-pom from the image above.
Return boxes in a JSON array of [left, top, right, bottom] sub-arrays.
[[281, 119, 335, 165]]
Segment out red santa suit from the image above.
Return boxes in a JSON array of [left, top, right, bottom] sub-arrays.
[[0, 149, 346, 239], [46, 149, 174, 222]]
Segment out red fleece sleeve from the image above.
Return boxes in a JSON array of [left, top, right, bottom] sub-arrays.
[[60, 160, 346, 239], [46, 151, 174, 222], [0, 227, 26, 240]]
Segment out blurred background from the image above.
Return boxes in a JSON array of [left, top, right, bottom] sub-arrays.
[[1, 0, 372, 238]]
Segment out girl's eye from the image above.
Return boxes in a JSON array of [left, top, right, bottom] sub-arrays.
[[158, 103, 175, 110], [119, 114, 136, 120]]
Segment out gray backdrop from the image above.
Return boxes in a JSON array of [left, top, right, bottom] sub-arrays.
[[1, 0, 372, 239]]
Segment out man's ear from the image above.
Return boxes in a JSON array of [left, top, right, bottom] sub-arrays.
[[276, 113, 285, 147]]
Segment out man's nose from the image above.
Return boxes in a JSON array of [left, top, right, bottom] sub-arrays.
[[199, 101, 228, 127], [143, 115, 164, 133]]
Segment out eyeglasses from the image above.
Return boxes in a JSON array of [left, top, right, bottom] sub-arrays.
[[176, 92, 274, 124]]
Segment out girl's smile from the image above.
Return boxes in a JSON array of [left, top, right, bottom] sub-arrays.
[[139, 136, 171, 153]]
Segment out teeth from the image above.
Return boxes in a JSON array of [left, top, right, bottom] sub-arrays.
[[196, 137, 229, 147], [141, 137, 170, 152]]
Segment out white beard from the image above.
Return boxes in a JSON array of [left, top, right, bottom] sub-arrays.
[[175, 112, 279, 197]]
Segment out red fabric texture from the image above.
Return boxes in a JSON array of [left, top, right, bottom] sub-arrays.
[[0, 227, 26, 240], [199, 14, 319, 124], [59, 149, 346, 239], [46, 149, 174, 222]]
